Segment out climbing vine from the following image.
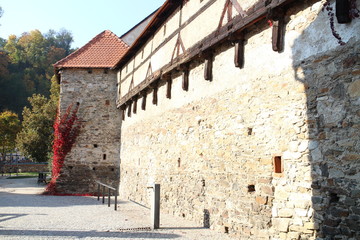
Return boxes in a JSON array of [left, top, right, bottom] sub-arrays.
[[323, 0, 359, 45], [45, 103, 81, 195]]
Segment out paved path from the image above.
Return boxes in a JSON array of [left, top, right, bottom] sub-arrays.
[[0, 177, 234, 240]]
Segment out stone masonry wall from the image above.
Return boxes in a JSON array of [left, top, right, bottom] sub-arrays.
[[58, 69, 121, 194], [119, 0, 359, 239], [2, 164, 48, 173]]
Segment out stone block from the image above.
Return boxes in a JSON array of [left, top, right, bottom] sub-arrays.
[[348, 79, 360, 98], [304, 222, 319, 230], [272, 218, 290, 232], [256, 196, 268, 205], [294, 208, 308, 217], [287, 232, 300, 240], [329, 207, 349, 218], [278, 208, 293, 218], [322, 226, 340, 236]]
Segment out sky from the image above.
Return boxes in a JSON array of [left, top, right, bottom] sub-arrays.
[[0, 0, 165, 48]]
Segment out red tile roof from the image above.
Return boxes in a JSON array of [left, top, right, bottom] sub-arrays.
[[54, 30, 129, 69]]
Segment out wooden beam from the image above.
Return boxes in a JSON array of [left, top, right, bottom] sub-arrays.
[[166, 78, 172, 99], [120, 105, 126, 121], [271, 10, 285, 52], [132, 96, 138, 114], [141, 90, 147, 110], [234, 40, 245, 68], [233, 32, 245, 68], [151, 81, 159, 105], [127, 101, 132, 118], [182, 69, 189, 91], [204, 54, 213, 81]]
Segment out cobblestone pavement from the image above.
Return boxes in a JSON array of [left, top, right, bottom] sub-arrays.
[[0, 177, 234, 240]]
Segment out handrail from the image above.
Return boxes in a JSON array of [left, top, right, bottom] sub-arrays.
[[95, 180, 118, 211]]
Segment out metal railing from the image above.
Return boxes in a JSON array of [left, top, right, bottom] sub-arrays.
[[95, 181, 118, 211]]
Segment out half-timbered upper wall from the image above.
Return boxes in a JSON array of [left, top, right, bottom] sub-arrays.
[[117, 0, 264, 104]]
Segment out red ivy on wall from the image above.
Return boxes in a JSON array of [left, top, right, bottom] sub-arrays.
[[45, 104, 81, 194]]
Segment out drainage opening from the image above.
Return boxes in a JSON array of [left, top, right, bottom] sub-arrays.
[[248, 185, 255, 192]]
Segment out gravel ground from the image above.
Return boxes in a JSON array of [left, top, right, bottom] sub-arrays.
[[0, 177, 234, 240]]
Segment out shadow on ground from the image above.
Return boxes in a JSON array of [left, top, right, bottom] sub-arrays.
[[0, 229, 180, 239]]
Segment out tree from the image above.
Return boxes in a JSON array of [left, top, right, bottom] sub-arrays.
[[1, 29, 73, 116], [16, 76, 59, 162], [0, 111, 21, 162]]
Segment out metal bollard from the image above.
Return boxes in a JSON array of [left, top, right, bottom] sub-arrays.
[[147, 184, 160, 229], [108, 188, 111, 207], [97, 183, 100, 201]]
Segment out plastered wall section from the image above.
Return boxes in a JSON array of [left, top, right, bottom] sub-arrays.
[[58, 69, 121, 194], [119, 0, 360, 239]]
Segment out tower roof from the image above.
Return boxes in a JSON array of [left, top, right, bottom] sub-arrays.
[[54, 30, 129, 69]]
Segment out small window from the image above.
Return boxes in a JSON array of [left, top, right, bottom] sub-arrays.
[[103, 154, 107, 160], [274, 156, 282, 173]]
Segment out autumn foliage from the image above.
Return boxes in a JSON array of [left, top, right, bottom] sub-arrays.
[[45, 104, 81, 194]]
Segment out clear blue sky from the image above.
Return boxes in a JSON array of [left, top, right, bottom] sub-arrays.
[[0, 0, 165, 48]]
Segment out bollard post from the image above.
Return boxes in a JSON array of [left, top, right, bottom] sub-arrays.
[[97, 183, 100, 201], [108, 188, 111, 207], [114, 187, 118, 211], [148, 184, 160, 229], [102, 186, 105, 204]]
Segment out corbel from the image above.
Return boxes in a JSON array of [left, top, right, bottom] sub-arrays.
[[132, 95, 138, 114], [120, 105, 126, 121], [162, 74, 172, 99], [150, 80, 159, 105], [141, 90, 147, 111], [201, 50, 214, 81], [178, 64, 189, 91], [232, 31, 245, 68], [126, 100, 132, 118], [270, 9, 285, 52], [336, 0, 351, 24]]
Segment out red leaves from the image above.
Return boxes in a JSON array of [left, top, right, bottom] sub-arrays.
[[45, 104, 81, 194]]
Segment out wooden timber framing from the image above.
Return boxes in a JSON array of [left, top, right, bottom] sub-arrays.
[[166, 77, 172, 99], [182, 68, 189, 91], [132, 95, 138, 114], [233, 32, 245, 68], [117, 0, 296, 109], [271, 9, 285, 52], [141, 90, 147, 111]]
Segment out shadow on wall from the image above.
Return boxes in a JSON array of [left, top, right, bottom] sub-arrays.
[[291, 1, 360, 238]]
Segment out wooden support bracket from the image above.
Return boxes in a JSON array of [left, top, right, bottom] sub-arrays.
[[141, 90, 147, 110], [120, 105, 126, 121], [204, 54, 213, 81], [271, 9, 285, 52], [153, 87, 158, 105], [132, 95, 138, 114], [182, 69, 189, 91], [127, 101, 132, 118], [166, 78, 172, 99], [232, 32, 245, 68]]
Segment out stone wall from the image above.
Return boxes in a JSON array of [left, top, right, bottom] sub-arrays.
[[119, 0, 359, 239], [1, 163, 48, 173], [57, 69, 121, 194]]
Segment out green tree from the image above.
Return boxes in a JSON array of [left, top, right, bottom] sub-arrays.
[[16, 76, 59, 162], [0, 29, 73, 115], [0, 111, 21, 162]]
